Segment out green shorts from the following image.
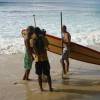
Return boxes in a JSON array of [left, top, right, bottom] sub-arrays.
[[24, 51, 33, 70]]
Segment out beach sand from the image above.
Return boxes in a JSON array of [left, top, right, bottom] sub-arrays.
[[0, 52, 100, 100]]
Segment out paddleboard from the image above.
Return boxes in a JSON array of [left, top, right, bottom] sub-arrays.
[[21, 29, 100, 65], [46, 34, 100, 65]]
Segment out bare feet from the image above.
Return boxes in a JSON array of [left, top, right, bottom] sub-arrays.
[[40, 88, 44, 92], [49, 88, 53, 92], [26, 78, 33, 81], [23, 77, 26, 80], [23, 78, 32, 81]]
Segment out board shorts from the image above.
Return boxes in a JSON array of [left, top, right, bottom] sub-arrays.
[[62, 50, 70, 61], [24, 50, 33, 70], [35, 60, 50, 76]]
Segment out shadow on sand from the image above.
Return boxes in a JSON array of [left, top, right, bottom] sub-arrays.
[[53, 88, 100, 95]]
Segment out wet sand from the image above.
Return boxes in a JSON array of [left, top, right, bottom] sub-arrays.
[[0, 52, 100, 100]]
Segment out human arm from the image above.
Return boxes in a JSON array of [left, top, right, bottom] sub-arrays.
[[44, 37, 49, 50]]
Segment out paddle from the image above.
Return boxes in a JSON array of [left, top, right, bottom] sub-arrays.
[[33, 15, 36, 27], [60, 12, 63, 54], [60, 12, 64, 79], [60, 12, 68, 79]]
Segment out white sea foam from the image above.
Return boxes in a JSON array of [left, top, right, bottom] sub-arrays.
[[0, 1, 100, 54], [0, 36, 24, 54], [0, 32, 100, 55], [72, 32, 100, 46]]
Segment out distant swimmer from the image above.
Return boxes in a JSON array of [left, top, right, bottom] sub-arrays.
[[61, 25, 71, 78]]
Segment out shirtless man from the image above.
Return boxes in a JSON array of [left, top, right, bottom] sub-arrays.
[[61, 25, 71, 78]]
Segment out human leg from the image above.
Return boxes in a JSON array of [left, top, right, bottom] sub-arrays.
[[60, 59, 66, 74], [66, 59, 69, 72], [26, 69, 31, 80], [23, 70, 27, 80], [38, 75, 43, 91], [23, 69, 31, 80], [47, 74, 53, 91], [35, 62, 43, 91], [43, 61, 53, 91]]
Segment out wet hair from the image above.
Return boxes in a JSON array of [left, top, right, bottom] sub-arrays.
[[41, 29, 46, 36], [35, 27, 42, 37], [27, 26, 35, 39], [62, 25, 67, 33]]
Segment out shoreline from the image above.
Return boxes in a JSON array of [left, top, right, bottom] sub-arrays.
[[0, 52, 100, 100]]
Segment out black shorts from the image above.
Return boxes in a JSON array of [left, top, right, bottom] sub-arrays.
[[35, 61, 50, 76]]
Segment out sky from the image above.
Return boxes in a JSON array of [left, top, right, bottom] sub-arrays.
[[0, 0, 80, 2], [0, 0, 62, 2], [0, 0, 33, 2]]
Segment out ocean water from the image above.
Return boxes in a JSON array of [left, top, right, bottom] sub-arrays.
[[0, 0, 100, 54]]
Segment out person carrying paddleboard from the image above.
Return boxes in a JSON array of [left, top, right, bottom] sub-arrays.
[[61, 25, 71, 78]]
